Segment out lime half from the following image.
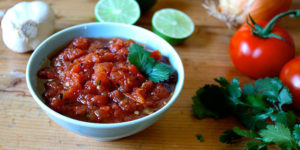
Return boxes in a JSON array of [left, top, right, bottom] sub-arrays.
[[152, 8, 194, 45], [95, 0, 141, 24]]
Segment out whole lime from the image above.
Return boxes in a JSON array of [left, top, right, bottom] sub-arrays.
[[136, 0, 157, 13]]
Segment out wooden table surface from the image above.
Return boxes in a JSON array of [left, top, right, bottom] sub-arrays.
[[0, 0, 300, 149]]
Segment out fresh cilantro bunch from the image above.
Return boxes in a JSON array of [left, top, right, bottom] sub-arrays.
[[128, 44, 175, 82], [192, 77, 300, 150]]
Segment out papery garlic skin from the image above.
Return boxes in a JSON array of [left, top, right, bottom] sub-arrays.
[[1, 1, 55, 53]]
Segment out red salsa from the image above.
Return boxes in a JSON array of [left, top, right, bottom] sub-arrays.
[[37, 38, 177, 123]]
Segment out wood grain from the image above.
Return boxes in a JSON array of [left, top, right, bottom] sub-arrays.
[[0, 0, 299, 149]]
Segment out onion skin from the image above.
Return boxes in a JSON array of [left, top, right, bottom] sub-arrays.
[[219, 0, 292, 24]]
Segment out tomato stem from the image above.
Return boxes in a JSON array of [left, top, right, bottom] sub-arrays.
[[247, 10, 300, 43], [263, 10, 300, 35]]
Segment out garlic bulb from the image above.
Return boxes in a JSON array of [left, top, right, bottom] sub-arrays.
[[1, 1, 55, 53]]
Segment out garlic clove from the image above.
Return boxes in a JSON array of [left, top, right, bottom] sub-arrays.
[[2, 27, 29, 53], [31, 1, 55, 23]]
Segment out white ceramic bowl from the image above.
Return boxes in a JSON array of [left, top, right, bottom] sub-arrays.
[[26, 22, 184, 141]]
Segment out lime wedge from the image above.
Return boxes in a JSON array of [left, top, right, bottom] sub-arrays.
[[95, 0, 141, 24], [152, 8, 194, 45]]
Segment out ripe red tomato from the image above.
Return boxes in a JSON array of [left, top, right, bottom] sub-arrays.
[[280, 56, 300, 110], [229, 21, 295, 79]]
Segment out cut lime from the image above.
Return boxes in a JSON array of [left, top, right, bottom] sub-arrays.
[[95, 0, 141, 24], [136, 0, 157, 13], [152, 8, 194, 45]]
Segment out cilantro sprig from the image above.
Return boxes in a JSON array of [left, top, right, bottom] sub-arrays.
[[196, 134, 204, 142], [193, 77, 300, 150], [128, 44, 175, 83]]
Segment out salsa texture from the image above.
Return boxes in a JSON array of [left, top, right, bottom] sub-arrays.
[[37, 38, 177, 123]]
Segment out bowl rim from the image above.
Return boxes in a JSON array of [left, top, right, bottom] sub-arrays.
[[26, 22, 184, 128]]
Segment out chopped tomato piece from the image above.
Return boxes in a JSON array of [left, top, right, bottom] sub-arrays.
[[38, 67, 55, 79], [151, 50, 162, 60], [72, 37, 89, 49]]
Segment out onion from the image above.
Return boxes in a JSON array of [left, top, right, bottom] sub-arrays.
[[203, 0, 292, 28]]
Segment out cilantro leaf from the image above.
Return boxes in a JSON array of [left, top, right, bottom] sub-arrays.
[[215, 77, 242, 105], [254, 77, 290, 108], [255, 77, 282, 89], [260, 123, 296, 149], [219, 129, 242, 144], [193, 77, 299, 150], [215, 76, 231, 87], [293, 125, 300, 147], [148, 63, 175, 82], [192, 94, 222, 119], [196, 134, 204, 142], [245, 141, 267, 150], [236, 112, 268, 130], [234, 102, 273, 130], [242, 83, 256, 95], [128, 44, 175, 83], [245, 94, 267, 109], [243, 77, 282, 104], [278, 87, 293, 109], [192, 85, 232, 119], [293, 125, 300, 140], [128, 44, 155, 74], [271, 111, 297, 130], [242, 77, 292, 110], [232, 126, 260, 139]]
